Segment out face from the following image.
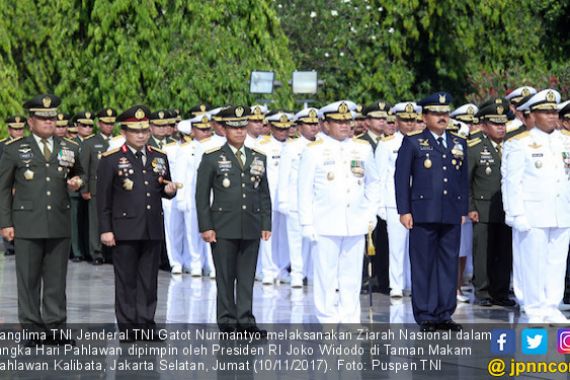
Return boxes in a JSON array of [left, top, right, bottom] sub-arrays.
[[288, 125, 298, 138], [77, 123, 93, 138], [28, 116, 55, 139], [530, 110, 558, 133], [353, 120, 367, 135], [224, 125, 247, 147], [366, 118, 386, 135], [396, 118, 416, 135], [54, 125, 67, 137], [8, 127, 25, 139], [247, 120, 263, 137], [192, 127, 212, 141], [212, 121, 225, 137], [561, 119, 570, 131], [150, 124, 168, 139], [261, 123, 271, 136], [384, 122, 396, 135], [124, 128, 150, 150], [298, 123, 320, 140], [324, 119, 351, 141], [67, 131, 78, 139], [415, 121, 426, 131], [166, 125, 175, 137], [482, 121, 506, 142], [271, 126, 290, 142], [98, 121, 114, 136], [423, 112, 449, 135]]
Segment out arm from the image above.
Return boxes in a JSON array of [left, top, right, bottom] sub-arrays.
[[277, 144, 293, 214], [195, 156, 215, 232], [96, 156, 114, 234], [375, 141, 388, 218], [394, 137, 413, 216], [298, 147, 317, 227], [79, 143, 92, 194], [160, 155, 177, 199], [364, 145, 381, 225], [259, 156, 272, 232], [0, 148, 16, 229], [503, 139, 525, 217]]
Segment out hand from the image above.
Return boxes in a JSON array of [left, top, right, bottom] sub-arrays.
[[1, 227, 14, 241], [513, 215, 531, 232], [261, 231, 271, 241], [100, 232, 116, 247], [302, 226, 318, 242], [468, 211, 479, 223], [164, 182, 177, 195], [201, 230, 217, 243], [378, 207, 387, 221], [461, 216, 466, 225], [67, 176, 82, 191], [399, 213, 413, 229], [81, 192, 92, 201]]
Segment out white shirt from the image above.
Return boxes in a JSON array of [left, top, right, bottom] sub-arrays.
[[375, 131, 404, 209], [254, 135, 286, 207], [32, 134, 54, 154], [244, 133, 260, 149], [429, 130, 447, 148], [277, 135, 314, 213], [127, 144, 147, 165]]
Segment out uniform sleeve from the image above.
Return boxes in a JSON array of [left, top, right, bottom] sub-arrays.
[[160, 154, 176, 200], [503, 139, 525, 217], [394, 136, 413, 215], [259, 155, 272, 232], [375, 141, 388, 212], [195, 155, 216, 232], [500, 140, 512, 216], [0, 148, 16, 228], [364, 145, 381, 222], [277, 144, 293, 213], [459, 140, 469, 216], [467, 146, 478, 213], [71, 144, 87, 192], [96, 156, 114, 234], [172, 146, 188, 205], [298, 147, 317, 227], [79, 143, 92, 194]]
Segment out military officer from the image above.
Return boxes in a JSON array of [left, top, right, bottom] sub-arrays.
[[277, 108, 321, 288], [502, 89, 570, 323], [505, 86, 537, 134], [352, 105, 367, 137], [80, 108, 117, 265], [254, 112, 294, 285], [559, 101, 570, 131], [245, 105, 268, 148], [467, 102, 515, 307], [149, 110, 176, 149], [97, 105, 177, 338], [0, 94, 84, 341], [54, 113, 70, 138], [360, 101, 391, 150], [395, 92, 468, 332], [376, 102, 420, 298], [195, 106, 271, 335], [298, 101, 380, 324], [209, 106, 228, 146]]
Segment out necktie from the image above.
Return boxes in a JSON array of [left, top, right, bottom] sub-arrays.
[[135, 150, 144, 165], [437, 136, 446, 149], [158, 140, 163, 150], [497, 143, 502, 158], [41, 138, 51, 160], [236, 150, 244, 170]]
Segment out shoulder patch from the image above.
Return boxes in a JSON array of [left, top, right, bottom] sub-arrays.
[[381, 135, 395, 142], [64, 138, 79, 145], [406, 130, 422, 136], [5, 137, 23, 145], [352, 138, 369, 145], [469, 130, 482, 138], [467, 138, 482, 148], [307, 138, 324, 148], [205, 146, 222, 154], [251, 147, 267, 156], [102, 148, 120, 157], [509, 131, 530, 141], [449, 131, 466, 139], [149, 146, 166, 154]]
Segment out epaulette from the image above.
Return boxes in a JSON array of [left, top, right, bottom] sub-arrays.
[[307, 138, 324, 147], [84, 134, 95, 140], [469, 129, 482, 138], [5, 137, 23, 145], [183, 136, 193, 143], [64, 138, 79, 145], [200, 136, 212, 143], [0, 137, 8, 143], [102, 148, 120, 157], [352, 138, 369, 145], [449, 131, 466, 139], [355, 133, 365, 139], [560, 130, 570, 137], [259, 138, 271, 145], [111, 135, 123, 141], [509, 131, 530, 141], [406, 130, 422, 136], [164, 141, 178, 148], [467, 138, 482, 148], [149, 146, 166, 154], [381, 135, 395, 142], [204, 146, 222, 154], [251, 147, 266, 156]]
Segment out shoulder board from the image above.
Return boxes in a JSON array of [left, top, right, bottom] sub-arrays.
[[307, 138, 324, 147], [406, 130, 422, 136], [251, 147, 266, 156], [467, 138, 482, 148], [84, 134, 95, 140], [560, 129, 570, 137], [111, 135, 123, 141], [149, 146, 166, 154], [164, 141, 178, 148], [64, 138, 79, 145], [0, 137, 8, 143], [506, 120, 521, 133], [509, 131, 530, 141], [183, 136, 193, 143], [205, 146, 222, 154], [469, 129, 482, 137], [355, 133, 365, 139], [381, 135, 395, 142], [258, 138, 271, 145], [352, 138, 369, 145], [5, 137, 23, 145], [200, 136, 212, 143], [102, 148, 120, 157], [449, 131, 466, 139]]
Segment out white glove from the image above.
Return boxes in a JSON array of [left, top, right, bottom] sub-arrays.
[[513, 215, 531, 232], [378, 207, 387, 221], [504, 214, 514, 227], [302, 226, 318, 242]]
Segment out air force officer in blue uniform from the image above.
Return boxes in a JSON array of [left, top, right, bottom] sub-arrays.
[[395, 93, 468, 332]]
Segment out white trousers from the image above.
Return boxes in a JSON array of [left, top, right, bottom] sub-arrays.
[[286, 211, 313, 283], [183, 207, 214, 274], [258, 211, 288, 280], [512, 230, 524, 306], [163, 199, 188, 267], [513, 227, 570, 317], [313, 235, 364, 324], [386, 207, 410, 292]]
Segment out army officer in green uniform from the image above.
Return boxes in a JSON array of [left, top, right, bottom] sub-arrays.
[[0, 94, 84, 339], [195, 106, 271, 336]]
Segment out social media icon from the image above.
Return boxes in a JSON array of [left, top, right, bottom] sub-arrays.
[[557, 329, 570, 354], [522, 328, 548, 355], [491, 329, 515, 355]]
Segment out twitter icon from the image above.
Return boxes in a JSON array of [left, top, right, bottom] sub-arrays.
[[522, 328, 548, 355]]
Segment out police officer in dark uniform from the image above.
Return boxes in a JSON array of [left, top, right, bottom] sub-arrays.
[[395, 92, 468, 332], [97, 105, 177, 339], [80, 108, 117, 265], [467, 102, 515, 307], [0, 94, 84, 341], [195, 106, 271, 336]]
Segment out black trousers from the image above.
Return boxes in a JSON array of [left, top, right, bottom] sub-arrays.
[[472, 222, 512, 300], [113, 240, 161, 332], [211, 238, 260, 328], [373, 218, 390, 292]]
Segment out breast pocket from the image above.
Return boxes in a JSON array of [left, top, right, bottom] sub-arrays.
[[13, 200, 33, 211]]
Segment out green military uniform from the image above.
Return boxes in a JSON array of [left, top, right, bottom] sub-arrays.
[[0, 94, 85, 332], [467, 103, 513, 306]]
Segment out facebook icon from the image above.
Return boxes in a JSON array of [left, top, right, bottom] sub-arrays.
[[491, 329, 516, 355]]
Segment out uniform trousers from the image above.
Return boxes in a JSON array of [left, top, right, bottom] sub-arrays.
[[386, 207, 410, 292], [15, 238, 69, 330], [514, 227, 570, 318], [185, 207, 214, 274], [163, 199, 188, 269], [257, 211, 287, 281], [113, 240, 161, 332], [286, 211, 312, 283], [409, 223, 460, 324], [512, 231, 524, 307], [313, 235, 364, 324], [87, 197, 104, 261]]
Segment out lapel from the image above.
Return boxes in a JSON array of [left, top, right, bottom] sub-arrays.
[[243, 146, 254, 172], [222, 143, 243, 172], [30, 135, 59, 163], [145, 146, 155, 169], [122, 144, 144, 170], [29, 136, 45, 162], [50, 137, 61, 163], [423, 129, 447, 154]]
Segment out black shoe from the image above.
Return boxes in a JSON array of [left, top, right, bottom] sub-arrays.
[[93, 258, 104, 266], [4, 250, 14, 256], [477, 298, 493, 307], [492, 298, 516, 307], [437, 320, 463, 331], [238, 326, 267, 339], [419, 322, 437, 332], [71, 257, 82, 263]]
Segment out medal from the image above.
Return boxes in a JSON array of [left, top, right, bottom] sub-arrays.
[[24, 169, 34, 181], [424, 154, 432, 169], [452, 159, 457, 165], [222, 178, 231, 188], [485, 166, 492, 175], [123, 178, 134, 191], [327, 172, 335, 181], [535, 160, 542, 169]]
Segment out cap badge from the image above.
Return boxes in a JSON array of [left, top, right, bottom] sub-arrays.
[[200, 104, 206, 112], [405, 103, 414, 113], [135, 108, 145, 120], [159, 111, 165, 119], [85, 112, 91, 119], [439, 94, 446, 104], [309, 109, 317, 118], [279, 114, 288, 123], [235, 107, 245, 117], [201, 116, 209, 124], [254, 107, 262, 116], [356, 104, 363, 112], [107, 109, 113, 116], [546, 90, 556, 102], [379, 102, 385, 110], [522, 88, 530, 97], [58, 114, 64, 120], [15, 117, 21, 123], [467, 106, 474, 114], [497, 106, 504, 115], [338, 102, 349, 114], [42, 97, 52, 108]]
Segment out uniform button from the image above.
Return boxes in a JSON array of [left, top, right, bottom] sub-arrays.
[[20, 206, 24, 210], [242, 205, 246, 210], [243, 194, 246, 198], [45, 163, 50, 167], [347, 189, 350, 193], [443, 190, 448, 195], [147, 205, 151, 210], [46, 177, 51, 182], [419, 195, 424, 199], [46, 191, 51, 196], [241, 173, 244, 177], [443, 178, 448, 183], [480, 196, 484, 199], [142, 170, 146, 174], [242, 184, 245, 188], [122, 212, 127, 216], [442, 155, 446, 159], [346, 204, 350, 208], [146, 193, 151, 197], [47, 205, 52, 210], [218, 208, 222, 211], [443, 166, 447, 171], [144, 181, 149, 185]]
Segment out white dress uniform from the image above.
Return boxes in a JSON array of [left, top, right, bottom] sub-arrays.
[[254, 134, 289, 284], [298, 110, 380, 324], [502, 90, 570, 323], [375, 131, 410, 294], [278, 135, 317, 286]]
